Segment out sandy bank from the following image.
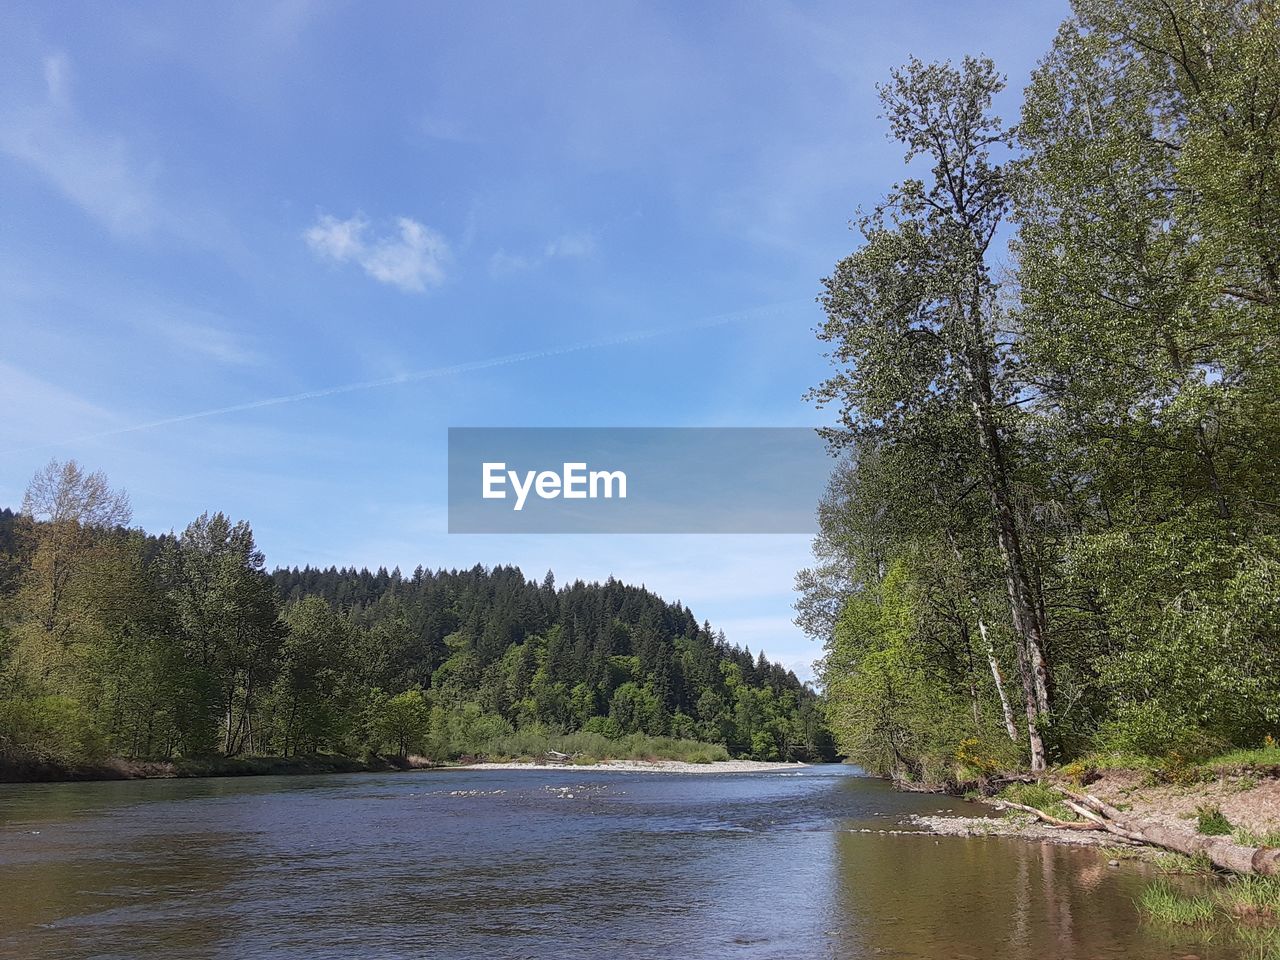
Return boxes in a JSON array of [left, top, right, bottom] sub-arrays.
[[891, 768, 1280, 858], [456, 759, 809, 774]]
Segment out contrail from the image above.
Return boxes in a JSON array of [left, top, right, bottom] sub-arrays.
[[7, 300, 805, 455]]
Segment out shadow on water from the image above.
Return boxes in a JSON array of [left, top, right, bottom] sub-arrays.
[[0, 765, 1240, 959]]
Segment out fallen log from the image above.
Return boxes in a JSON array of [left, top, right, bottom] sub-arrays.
[[1051, 786, 1280, 876], [993, 799, 1103, 831]]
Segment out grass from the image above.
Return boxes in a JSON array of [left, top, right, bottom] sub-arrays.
[[996, 781, 1079, 822], [1154, 851, 1216, 876], [1099, 844, 1146, 862], [1197, 804, 1234, 836], [1236, 827, 1280, 848], [1226, 877, 1280, 920], [1139, 874, 1280, 959], [1203, 743, 1280, 772], [1059, 740, 1280, 784], [1138, 880, 1218, 925]]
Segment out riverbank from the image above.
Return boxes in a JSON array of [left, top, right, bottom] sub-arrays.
[[458, 759, 808, 774], [0, 753, 434, 784], [902, 762, 1280, 858], [0, 754, 807, 783]]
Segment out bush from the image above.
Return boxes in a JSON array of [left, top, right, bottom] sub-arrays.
[[0, 694, 106, 767], [1195, 805, 1232, 836], [1095, 702, 1225, 761]]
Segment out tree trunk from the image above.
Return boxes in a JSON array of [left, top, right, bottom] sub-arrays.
[[967, 362, 1051, 770], [1054, 787, 1280, 876], [979, 619, 1019, 742]]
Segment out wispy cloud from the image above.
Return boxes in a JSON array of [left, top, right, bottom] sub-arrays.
[[0, 54, 159, 236], [489, 231, 596, 278], [305, 213, 451, 292], [0, 360, 120, 451], [3, 300, 800, 457], [142, 312, 261, 366]]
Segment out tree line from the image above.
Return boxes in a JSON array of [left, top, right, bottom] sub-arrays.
[[800, 0, 1279, 780], [0, 461, 832, 772]]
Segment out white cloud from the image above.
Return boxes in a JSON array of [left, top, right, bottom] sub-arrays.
[[305, 213, 450, 292], [489, 231, 596, 278], [543, 232, 596, 259]]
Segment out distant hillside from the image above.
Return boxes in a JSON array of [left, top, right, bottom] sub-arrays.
[[0, 484, 833, 772], [272, 564, 833, 759]]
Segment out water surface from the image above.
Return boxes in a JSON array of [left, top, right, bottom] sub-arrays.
[[0, 765, 1231, 959]]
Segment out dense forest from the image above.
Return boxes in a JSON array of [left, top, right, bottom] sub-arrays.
[[800, 0, 1280, 781], [0, 465, 830, 774]]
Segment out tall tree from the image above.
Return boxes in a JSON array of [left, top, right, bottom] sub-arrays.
[[164, 513, 283, 756], [809, 58, 1052, 768], [1015, 0, 1280, 747]]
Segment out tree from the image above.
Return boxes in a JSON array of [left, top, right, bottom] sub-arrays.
[[270, 597, 353, 756], [164, 514, 283, 756], [17, 459, 131, 649], [809, 57, 1052, 768], [1014, 0, 1280, 747], [369, 689, 431, 759]]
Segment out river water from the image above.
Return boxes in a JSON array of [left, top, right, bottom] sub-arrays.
[[0, 765, 1233, 959]]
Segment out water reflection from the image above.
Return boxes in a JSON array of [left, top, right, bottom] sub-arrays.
[[0, 768, 1240, 959], [834, 829, 1229, 959]]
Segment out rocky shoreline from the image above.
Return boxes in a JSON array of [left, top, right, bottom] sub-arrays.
[[457, 759, 809, 774], [890, 768, 1280, 863]]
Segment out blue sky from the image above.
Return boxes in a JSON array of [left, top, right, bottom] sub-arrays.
[[0, 1, 1069, 679]]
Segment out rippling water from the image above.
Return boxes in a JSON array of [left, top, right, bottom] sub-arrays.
[[0, 765, 1235, 959]]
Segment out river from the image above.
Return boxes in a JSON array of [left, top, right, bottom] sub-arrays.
[[0, 764, 1233, 959]]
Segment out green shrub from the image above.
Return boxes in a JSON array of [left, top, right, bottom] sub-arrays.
[[1195, 805, 1232, 836], [1096, 702, 1224, 762], [0, 694, 106, 766]]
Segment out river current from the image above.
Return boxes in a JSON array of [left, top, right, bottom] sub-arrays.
[[0, 764, 1232, 959]]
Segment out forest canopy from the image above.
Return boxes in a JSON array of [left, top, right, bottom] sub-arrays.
[[0, 462, 831, 773], [801, 0, 1280, 781]]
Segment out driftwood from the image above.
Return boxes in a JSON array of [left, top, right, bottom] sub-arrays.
[[545, 750, 578, 764], [994, 799, 1105, 831], [1028, 786, 1280, 876]]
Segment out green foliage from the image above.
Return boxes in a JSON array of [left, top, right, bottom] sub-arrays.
[[997, 782, 1078, 823], [476, 729, 730, 764], [820, 558, 1021, 782], [802, 2, 1280, 779], [0, 693, 105, 766], [1095, 703, 1225, 762], [368, 689, 432, 759], [1138, 880, 1217, 926], [1195, 805, 1233, 837], [0, 467, 829, 773]]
